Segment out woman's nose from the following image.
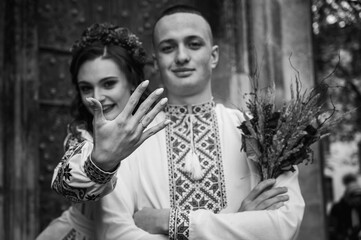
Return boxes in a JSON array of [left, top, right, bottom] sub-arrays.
[[93, 88, 105, 102]]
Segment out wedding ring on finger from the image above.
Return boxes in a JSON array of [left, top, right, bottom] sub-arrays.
[[139, 120, 146, 129]]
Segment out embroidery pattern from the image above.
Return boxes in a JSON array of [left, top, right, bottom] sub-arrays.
[[166, 102, 227, 238], [52, 133, 105, 202], [52, 174, 86, 203], [52, 136, 87, 202], [84, 157, 114, 184], [62, 228, 76, 240], [169, 208, 190, 240], [62, 135, 85, 165]]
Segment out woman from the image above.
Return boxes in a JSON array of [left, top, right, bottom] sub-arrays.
[[37, 22, 169, 240]]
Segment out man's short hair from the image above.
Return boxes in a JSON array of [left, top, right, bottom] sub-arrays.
[[154, 4, 208, 27], [152, 4, 213, 45]]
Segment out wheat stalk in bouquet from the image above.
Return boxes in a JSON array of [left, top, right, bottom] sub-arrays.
[[238, 69, 344, 181]]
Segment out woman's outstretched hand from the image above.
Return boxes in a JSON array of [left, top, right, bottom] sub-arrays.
[[86, 80, 170, 171], [238, 179, 289, 211]]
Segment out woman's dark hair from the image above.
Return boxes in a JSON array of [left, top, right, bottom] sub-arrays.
[[68, 23, 149, 134]]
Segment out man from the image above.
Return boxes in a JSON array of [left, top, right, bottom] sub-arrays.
[[96, 5, 304, 239], [54, 5, 305, 240], [329, 173, 361, 240]]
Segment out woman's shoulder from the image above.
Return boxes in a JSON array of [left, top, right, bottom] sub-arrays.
[[63, 122, 93, 151]]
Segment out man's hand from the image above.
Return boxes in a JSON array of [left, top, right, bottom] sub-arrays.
[[87, 80, 170, 171], [239, 179, 289, 212], [133, 207, 170, 235]]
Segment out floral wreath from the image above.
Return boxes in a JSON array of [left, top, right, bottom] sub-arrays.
[[71, 22, 147, 64]]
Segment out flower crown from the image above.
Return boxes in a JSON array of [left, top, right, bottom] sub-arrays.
[[71, 23, 147, 64]]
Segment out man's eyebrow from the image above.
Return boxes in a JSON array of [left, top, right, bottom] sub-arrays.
[[156, 39, 175, 49], [186, 35, 205, 41], [159, 35, 204, 43]]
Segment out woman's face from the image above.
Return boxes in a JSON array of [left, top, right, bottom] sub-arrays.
[[77, 57, 132, 120]]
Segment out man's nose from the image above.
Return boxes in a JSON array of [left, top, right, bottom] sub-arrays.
[[175, 45, 190, 64]]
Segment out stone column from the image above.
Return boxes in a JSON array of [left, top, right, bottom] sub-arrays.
[[233, 0, 327, 239], [280, 1, 327, 239]]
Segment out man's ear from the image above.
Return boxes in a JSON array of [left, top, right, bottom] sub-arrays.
[[152, 53, 159, 71], [211, 45, 219, 69]]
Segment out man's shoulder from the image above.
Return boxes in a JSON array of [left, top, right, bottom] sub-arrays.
[[215, 103, 245, 122]]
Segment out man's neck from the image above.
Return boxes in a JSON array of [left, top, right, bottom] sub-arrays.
[[167, 87, 213, 106], [167, 95, 213, 106]]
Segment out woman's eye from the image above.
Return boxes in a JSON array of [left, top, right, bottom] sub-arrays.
[[79, 85, 92, 94], [103, 81, 116, 88]]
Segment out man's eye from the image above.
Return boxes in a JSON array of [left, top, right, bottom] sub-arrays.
[[189, 41, 202, 49], [160, 45, 174, 53]]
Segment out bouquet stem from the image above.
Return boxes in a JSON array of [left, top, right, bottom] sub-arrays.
[[261, 165, 273, 181]]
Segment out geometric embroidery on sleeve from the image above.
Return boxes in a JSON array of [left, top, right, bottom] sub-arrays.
[[62, 228, 76, 240], [52, 173, 87, 203], [62, 228, 77, 240], [84, 156, 115, 184], [169, 208, 190, 240]]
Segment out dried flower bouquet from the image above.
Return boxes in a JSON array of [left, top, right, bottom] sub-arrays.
[[238, 70, 343, 180]]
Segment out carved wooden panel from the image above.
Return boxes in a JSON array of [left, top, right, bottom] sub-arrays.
[[39, 53, 73, 103]]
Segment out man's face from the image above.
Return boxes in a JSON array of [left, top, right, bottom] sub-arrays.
[[153, 12, 218, 103]]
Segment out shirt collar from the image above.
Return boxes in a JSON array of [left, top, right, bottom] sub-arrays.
[[165, 100, 215, 115]]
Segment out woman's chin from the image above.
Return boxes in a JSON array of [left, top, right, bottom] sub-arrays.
[[103, 112, 116, 121], [103, 110, 121, 121], [102, 105, 118, 120]]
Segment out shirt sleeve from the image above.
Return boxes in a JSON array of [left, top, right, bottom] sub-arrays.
[[169, 169, 305, 240], [51, 131, 117, 202], [98, 158, 168, 240]]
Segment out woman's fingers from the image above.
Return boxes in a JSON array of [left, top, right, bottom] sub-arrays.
[[119, 80, 166, 130], [139, 120, 171, 143], [132, 87, 165, 123], [121, 80, 150, 117], [86, 97, 106, 126], [138, 97, 168, 130]]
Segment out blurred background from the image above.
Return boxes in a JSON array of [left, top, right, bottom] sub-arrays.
[[0, 0, 360, 239]]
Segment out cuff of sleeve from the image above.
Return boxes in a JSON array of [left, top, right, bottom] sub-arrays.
[[84, 156, 118, 184], [169, 208, 190, 240]]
